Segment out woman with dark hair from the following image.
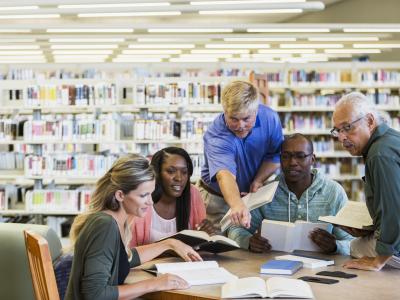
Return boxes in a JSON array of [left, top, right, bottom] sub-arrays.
[[130, 147, 214, 246]]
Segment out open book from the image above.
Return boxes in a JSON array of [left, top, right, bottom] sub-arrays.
[[318, 201, 374, 230], [261, 220, 331, 252], [166, 229, 239, 253], [221, 277, 314, 299], [144, 260, 238, 286], [220, 181, 279, 231]]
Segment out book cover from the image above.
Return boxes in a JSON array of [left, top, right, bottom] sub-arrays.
[[164, 229, 239, 254], [275, 254, 334, 269], [260, 259, 303, 275]]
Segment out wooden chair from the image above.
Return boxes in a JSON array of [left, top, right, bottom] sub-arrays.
[[24, 230, 60, 300]]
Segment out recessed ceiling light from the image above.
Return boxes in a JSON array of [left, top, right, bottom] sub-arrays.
[[199, 9, 302, 14]]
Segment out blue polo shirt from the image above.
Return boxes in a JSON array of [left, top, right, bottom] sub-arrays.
[[201, 104, 283, 194]]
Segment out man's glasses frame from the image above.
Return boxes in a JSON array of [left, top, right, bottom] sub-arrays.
[[330, 116, 365, 138], [280, 152, 313, 161]]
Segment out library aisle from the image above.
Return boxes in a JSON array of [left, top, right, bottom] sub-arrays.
[[0, 0, 398, 251]]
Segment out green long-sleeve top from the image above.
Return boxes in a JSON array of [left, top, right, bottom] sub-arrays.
[[65, 212, 141, 300], [362, 123, 400, 257]]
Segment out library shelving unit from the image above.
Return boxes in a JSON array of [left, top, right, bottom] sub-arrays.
[[0, 62, 399, 225]]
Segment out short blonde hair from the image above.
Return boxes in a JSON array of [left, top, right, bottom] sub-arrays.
[[222, 81, 259, 115]]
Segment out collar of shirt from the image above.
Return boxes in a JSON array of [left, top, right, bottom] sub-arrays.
[[362, 123, 390, 158]]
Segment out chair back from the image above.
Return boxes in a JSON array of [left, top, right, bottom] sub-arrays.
[[24, 230, 61, 300]]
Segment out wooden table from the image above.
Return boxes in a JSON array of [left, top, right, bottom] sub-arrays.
[[125, 250, 400, 300]]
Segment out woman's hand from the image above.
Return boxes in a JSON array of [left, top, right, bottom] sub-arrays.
[[196, 219, 216, 235], [154, 273, 190, 291], [166, 239, 203, 262]]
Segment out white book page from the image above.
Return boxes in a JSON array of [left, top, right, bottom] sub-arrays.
[[294, 221, 330, 252], [318, 201, 373, 229], [179, 229, 210, 240], [164, 267, 238, 286], [220, 181, 279, 231], [155, 261, 218, 273], [222, 277, 267, 298], [266, 277, 313, 299], [261, 220, 296, 252], [209, 235, 240, 247]]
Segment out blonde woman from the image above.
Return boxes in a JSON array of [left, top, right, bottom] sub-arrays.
[[65, 154, 202, 300]]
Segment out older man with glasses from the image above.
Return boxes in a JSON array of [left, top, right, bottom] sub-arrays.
[[226, 133, 353, 255], [332, 91, 400, 271]]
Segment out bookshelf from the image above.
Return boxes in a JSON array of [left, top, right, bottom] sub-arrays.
[[0, 62, 399, 220]]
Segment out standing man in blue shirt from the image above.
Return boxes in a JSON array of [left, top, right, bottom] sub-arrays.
[[198, 81, 283, 229]]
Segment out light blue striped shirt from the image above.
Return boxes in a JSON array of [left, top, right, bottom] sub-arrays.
[[227, 169, 353, 255]]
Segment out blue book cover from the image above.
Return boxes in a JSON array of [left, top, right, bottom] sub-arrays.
[[260, 259, 303, 275]]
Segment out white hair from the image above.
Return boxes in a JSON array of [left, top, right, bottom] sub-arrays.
[[335, 92, 381, 124]]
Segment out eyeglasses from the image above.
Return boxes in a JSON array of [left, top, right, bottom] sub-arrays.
[[330, 116, 365, 138], [281, 152, 313, 161]]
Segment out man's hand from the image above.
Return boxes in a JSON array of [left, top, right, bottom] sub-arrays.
[[196, 219, 216, 235], [249, 180, 263, 193], [230, 203, 251, 228], [249, 229, 271, 253], [339, 226, 372, 237], [343, 255, 391, 271], [309, 228, 337, 253]]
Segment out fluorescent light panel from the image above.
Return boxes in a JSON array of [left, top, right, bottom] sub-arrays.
[[137, 38, 210, 42], [0, 14, 60, 19], [280, 43, 343, 48], [353, 43, 400, 48], [258, 49, 316, 53], [308, 36, 379, 42], [325, 49, 381, 54], [224, 37, 296, 42], [47, 28, 134, 33], [78, 11, 181, 17], [180, 54, 233, 58], [0, 45, 39, 49], [170, 57, 219, 62], [49, 38, 125, 43], [191, 49, 250, 54], [113, 57, 163, 62], [148, 28, 233, 33], [51, 45, 118, 49], [199, 9, 302, 14], [0, 50, 42, 55], [344, 28, 400, 32], [248, 28, 330, 32], [0, 29, 31, 33], [52, 50, 114, 55], [59, 3, 170, 8], [191, 0, 306, 4], [123, 49, 182, 54], [206, 44, 270, 48], [0, 6, 38, 11], [117, 54, 171, 58], [128, 44, 194, 49], [0, 39, 35, 43]]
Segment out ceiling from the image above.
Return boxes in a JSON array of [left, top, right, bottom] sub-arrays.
[[0, 0, 398, 65]]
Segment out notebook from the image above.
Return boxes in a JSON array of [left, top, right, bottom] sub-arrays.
[[275, 254, 334, 269], [260, 259, 303, 275]]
